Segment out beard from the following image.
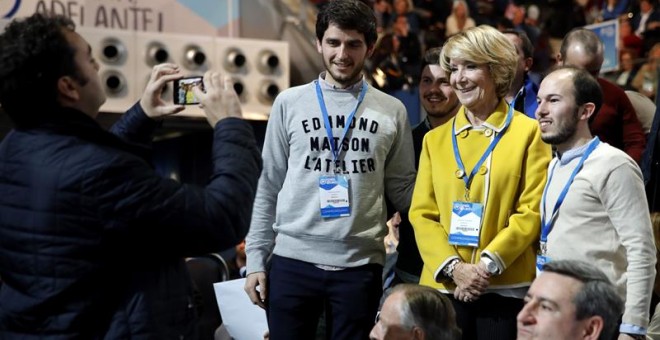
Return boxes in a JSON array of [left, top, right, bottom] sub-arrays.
[[540, 108, 580, 146], [324, 57, 365, 87]]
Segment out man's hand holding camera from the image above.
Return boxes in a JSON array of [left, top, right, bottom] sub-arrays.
[[140, 63, 186, 119], [192, 71, 243, 128]]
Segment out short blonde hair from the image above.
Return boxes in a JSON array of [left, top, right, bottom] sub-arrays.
[[440, 25, 517, 99]]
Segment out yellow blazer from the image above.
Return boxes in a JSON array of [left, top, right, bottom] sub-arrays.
[[410, 100, 551, 290]]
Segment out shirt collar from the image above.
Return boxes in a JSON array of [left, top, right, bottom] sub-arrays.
[[453, 99, 511, 135], [318, 72, 364, 93], [557, 137, 599, 165]]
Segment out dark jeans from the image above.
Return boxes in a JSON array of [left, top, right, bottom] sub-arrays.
[[266, 255, 383, 340], [448, 293, 523, 340]]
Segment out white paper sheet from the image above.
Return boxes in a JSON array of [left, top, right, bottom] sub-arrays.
[[213, 278, 268, 340]]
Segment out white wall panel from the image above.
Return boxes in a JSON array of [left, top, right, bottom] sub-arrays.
[[1, 22, 289, 120], [216, 37, 289, 120], [78, 27, 137, 114]]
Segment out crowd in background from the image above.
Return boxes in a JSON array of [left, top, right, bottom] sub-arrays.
[[353, 0, 660, 100]]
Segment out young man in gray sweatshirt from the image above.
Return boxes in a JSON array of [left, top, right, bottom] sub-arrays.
[[243, 1, 416, 339]]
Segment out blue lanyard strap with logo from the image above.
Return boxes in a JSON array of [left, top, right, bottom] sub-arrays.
[[540, 138, 600, 242], [315, 80, 368, 172], [451, 104, 513, 199]]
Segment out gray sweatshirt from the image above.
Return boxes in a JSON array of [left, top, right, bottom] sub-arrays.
[[246, 75, 416, 273]]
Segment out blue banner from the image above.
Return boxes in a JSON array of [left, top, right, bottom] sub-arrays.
[[586, 20, 619, 73]]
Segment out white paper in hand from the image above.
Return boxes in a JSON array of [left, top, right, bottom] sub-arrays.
[[213, 278, 269, 340]]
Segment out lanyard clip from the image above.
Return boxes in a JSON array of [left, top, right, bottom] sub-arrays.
[[334, 160, 344, 174]]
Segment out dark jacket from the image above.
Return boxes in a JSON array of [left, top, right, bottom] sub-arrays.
[[0, 104, 262, 339], [631, 7, 660, 37], [393, 120, 430, 278]]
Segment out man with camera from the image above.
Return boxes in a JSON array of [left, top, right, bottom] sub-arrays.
[[0, 13, 262, 338]]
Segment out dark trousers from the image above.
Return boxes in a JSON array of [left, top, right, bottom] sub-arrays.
[[448, 293, 523, 340], [267, 255, 383, 340]]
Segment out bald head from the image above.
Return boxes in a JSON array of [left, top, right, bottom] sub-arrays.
[[558, 29, 604, 75]]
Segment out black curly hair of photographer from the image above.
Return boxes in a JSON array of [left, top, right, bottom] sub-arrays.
[[0, 13, 80, 127]]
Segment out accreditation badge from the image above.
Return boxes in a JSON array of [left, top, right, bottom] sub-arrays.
[[536, 255, 550, 277], [536, 241, 550, 277], [448, 201, 483, 247], [318, 174, 351, 218]]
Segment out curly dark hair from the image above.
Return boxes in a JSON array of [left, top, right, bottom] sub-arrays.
[[0, 13, 80, 126], [315, 0, 378, 48]]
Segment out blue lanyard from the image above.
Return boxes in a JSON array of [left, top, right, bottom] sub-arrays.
[[451, 104, 513, 197], [315, 80, 368, 171], [540, 138, 600, 242]]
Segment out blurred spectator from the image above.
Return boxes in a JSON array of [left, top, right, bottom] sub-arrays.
[[633, 0, 660, 54], [414, 0, 452, 48], [389, 0, 421, 34], [622, 18, 645, 58], [546, 0, 587, 61], [531, 31, 553, 78], [601, 0, 631, 21], [632, 42, 660, 100], [496, 16, 514, 31], [473, 0, 507, 26], [615, 48, 641, 90], [632, 0, 660, 38], [527, 4, 553, 78], [579, 0, 604, 24], [626, 90, 657, 134], [392, 15, 423, 83], [510, 4, 540, 47], [526, 4, 541, 27], [373, 0, 393, 34], [445, 0, 477, 37], [369, 33, 409, 92], [643, 72, 660, 190]]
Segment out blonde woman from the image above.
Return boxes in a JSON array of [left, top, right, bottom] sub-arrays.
[[410, 25, 551, 339]]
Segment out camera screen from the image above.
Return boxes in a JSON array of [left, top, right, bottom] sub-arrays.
[[174, 77, 204, 105]]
